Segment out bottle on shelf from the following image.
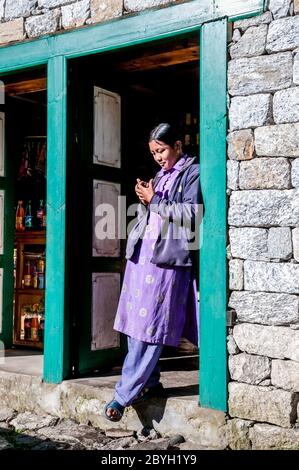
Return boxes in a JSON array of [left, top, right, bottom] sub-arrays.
[[24, 200, 33, 230], [36, 199, 45, 230], [24, 312, 32, 340], [15, 200, 25, 231], [31, 314, 39, 341], [20, 307, 25, 340], [38, 313, 45, 342], [24, 260, 32, 288], [13, 248, 17, 289], [38, 259, 45, 274], [33, 263, 38, 289], [38, 272, 45, 289]]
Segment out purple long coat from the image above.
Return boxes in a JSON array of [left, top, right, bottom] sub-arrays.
[[114, 157, 199, 347]]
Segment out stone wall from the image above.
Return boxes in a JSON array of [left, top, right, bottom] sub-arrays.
[[1, 0, 299, 451], [227, 0, 299, 450], [0, 0, 180, 45]]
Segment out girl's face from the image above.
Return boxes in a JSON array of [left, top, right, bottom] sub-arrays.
[[149, 139, 182, 171]]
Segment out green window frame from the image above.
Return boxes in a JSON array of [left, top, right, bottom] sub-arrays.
[[0, 0, 265, 412]]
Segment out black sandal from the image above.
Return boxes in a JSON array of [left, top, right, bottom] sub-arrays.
[[104, 399, 125, 422]]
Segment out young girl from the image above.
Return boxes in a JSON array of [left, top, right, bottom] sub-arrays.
[[104, 122, 203, 421]]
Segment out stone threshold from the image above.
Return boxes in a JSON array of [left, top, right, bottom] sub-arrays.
[[0, 369, 227, 449]]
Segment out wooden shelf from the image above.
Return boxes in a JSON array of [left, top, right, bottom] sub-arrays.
[[15, 230, 46, 243], [13, 339, 43, 349], [15, 288, 45, 294], [14, 231, 46, 351]]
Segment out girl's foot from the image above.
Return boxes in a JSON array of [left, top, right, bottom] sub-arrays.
[[104, 399, 125, 422]]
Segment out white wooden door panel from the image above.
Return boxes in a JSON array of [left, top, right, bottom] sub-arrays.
[[91, 273, 120, 350], [93, 179, 121, 257], [93, 87, 121, 168]]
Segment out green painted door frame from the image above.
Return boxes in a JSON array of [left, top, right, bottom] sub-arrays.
[[0, 0, 265, 411]]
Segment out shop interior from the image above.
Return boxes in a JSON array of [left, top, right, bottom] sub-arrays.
[[0, 67, 47, 373], [1, 34, 200, 392], [68, 33, 200, 387]]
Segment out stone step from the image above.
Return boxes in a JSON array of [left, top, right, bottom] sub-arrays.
[[0, 370, 227, 449]]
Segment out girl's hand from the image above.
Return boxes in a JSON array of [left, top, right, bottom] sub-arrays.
[[135, 178, 155, 204]]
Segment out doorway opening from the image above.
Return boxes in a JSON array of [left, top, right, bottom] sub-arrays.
[[0, 66, 47, 376], [68, 33, 200, 392]]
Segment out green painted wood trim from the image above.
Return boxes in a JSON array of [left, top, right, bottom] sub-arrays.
[[227, 0, 266, 22], [0, 116, 15, 348], [0, 0, 264, 73], [43, 56, 68, 383], [199, 19, 227, 412], [0, 0, 262, 400]]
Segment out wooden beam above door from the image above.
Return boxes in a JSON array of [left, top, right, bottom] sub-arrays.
[[116, 41, 199, 72], [5, 77, 47, 96]]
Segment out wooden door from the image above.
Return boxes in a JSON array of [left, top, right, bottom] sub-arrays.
[[0, 109, 15, 350], [68, 68, 125, 375]]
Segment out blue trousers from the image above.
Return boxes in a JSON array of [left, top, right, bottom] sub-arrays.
[[114, 336, 163, 407]]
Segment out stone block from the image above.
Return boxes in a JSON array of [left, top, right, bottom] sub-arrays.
[[268, 227, 292, 259], [4, 0, 36, 20], [0, 18, 24, 45], [228, 52, 292, 96], [61, 0, 90, 29], [229, 353, 271, 385], [233, 12, 273, 31], [229, 291, 299, 325], [227, 129, 254, 161], [233, 323, 299, 361], [90, 0, 123, 23], [269, 0, 291, 19], [229, 259, 244, 290], [291, 158, 299, 187], [273, 87, 299, 124], [249, 423, 299, 449], [295, 0, 299, 14], [271, 359, 299, 391], [229, 94, 272, 130], [255, 123, 299, 157], [227, 160, 239, 190], [228, 382, 298, 427], [229, 227, 268, 261], [294, 53, 299, 85], [25, 9, 60, 38], [226, 418, 252, 450], [239, 158, 290, 190], [292, 227, 299, 261], [230, 24, 267, 59], [244, 260, 299, 294], [228, 189, 299, 227], [227, 335, 240, 355], [267, 16, 299, 52]]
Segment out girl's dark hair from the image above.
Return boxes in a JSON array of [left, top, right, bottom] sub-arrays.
[[149, 123, 181, 148]]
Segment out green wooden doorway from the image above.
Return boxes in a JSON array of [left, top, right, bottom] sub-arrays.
[[0, 0, 266, 412]]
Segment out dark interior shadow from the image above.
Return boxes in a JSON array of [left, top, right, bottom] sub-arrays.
[[163, 384, 198, 397], [4, 349, 43, 357], [132, 396, 168, 428], [159, 355, 199, 372], [132, 383, 199, 429]]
